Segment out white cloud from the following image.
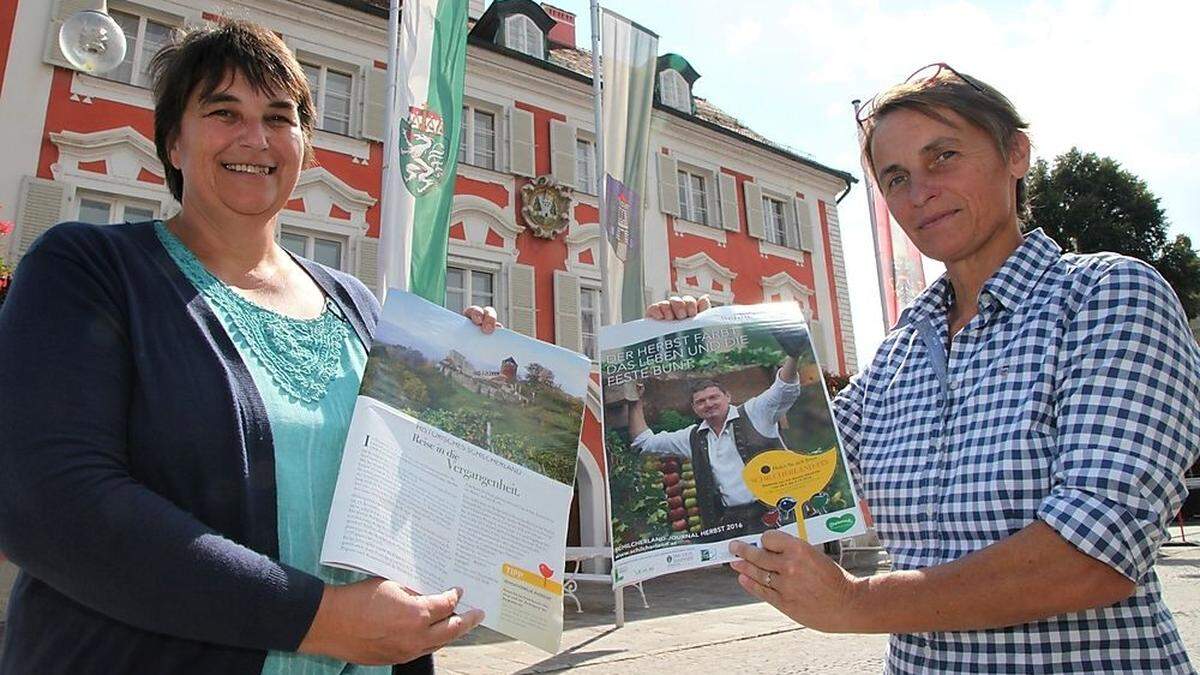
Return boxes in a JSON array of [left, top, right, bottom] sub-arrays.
[[724, 18, 763, 57]]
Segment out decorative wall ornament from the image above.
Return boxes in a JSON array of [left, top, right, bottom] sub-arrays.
[[520, 175, 573, 239]]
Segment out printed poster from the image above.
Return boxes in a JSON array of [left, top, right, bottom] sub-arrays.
[[600, 302, 866, 587], [321, 291, 590, 653]]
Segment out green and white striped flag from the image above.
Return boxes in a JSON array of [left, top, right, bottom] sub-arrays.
[[379, 0, 468, 303], [600, 9, 657, 323]]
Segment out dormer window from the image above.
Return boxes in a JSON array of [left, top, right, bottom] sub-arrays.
[[505, 14, 544, 59], [658, 69, 691, 113]]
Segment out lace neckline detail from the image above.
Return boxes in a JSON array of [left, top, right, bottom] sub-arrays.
[[154, 221, 349, 403]]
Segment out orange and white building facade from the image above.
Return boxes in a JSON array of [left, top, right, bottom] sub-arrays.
[[0, 0, 858, 550]]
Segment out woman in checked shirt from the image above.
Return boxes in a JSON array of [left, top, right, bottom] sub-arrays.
[[652, 64, 1200, 674]]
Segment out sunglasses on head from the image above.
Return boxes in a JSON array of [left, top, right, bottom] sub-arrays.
[[855, 62, 985, 129]]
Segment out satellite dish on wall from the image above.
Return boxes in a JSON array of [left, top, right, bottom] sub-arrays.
[[59, 10, 127, 74]]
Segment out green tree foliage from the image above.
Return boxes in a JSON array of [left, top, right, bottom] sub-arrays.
[[1027, 148, 1200, 318]]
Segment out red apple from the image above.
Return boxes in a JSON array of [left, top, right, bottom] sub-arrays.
[[687, 506, 700, 516], [662, 473, 681, 488], [667, 495, 684, 509], [666, 483, 683, 498], [671, 519, 687, 532], [669, 507, 686, 520]]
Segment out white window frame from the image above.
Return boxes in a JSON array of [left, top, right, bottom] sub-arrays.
[[106, 5, 176, 89], [278, 225, 348, 271], [444, 257, 506, 322], [300, 58, 357, 137], [762, 194, 789, 246], [677, 165, 715, 227], [459, 100, 503, 171], [575, 133, 597, 194], [74, 190, 160, 224], [658, 69, 691, 113], [504, 14, 544, 59], [579, 284, 600, 360]]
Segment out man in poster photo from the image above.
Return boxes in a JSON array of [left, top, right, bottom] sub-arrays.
[[629, 344, 817, 534]]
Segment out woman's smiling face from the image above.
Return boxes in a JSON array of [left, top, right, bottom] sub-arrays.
[[168, 70, 304, 222]]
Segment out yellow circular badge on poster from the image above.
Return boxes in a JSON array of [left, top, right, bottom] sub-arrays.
[[742, 448, 839, 509]]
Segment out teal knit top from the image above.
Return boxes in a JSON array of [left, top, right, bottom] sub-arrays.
[[156, 222, 387, 675]]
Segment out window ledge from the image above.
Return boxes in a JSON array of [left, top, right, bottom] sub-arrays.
[[313, 129, 371, 162], [757, 239, 807, 264], [458, 162, 511, 182], [71, 73, 153, 109], [672, 218, 727, 246]]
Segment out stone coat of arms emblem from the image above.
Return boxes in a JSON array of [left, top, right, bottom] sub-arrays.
[[520, 175, 574, 239], [400, 105, 448, 197]]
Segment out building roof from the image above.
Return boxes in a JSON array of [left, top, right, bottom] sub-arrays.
[[547, 44, 855, 191], [329, 0, 855, 192]]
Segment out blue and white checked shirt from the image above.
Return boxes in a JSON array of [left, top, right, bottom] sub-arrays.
[[833, 229, 1200, 674]]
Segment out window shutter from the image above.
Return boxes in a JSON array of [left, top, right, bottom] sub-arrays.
[[45, 0, 107, 70], [656, 152, 679, 216], [508, 107, 536, 177], [360, 64, 389, 142], [355, 235, 380, 291], [808, 318, 827, 367], [549, 119, 576, 187], [13, 176, 66, 263], [795, 196, 816, 252], [743, 181, 765, 239], [508, 262, 537, 337], [783, 196, 799, 249], [526, 19, 544, 58], [718, 173, 740, 232], [553, 270, 582, 353], [659, 70, 690, 112]]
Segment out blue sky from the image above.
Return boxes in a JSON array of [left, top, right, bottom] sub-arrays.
[[545, 0, 1200, 364]]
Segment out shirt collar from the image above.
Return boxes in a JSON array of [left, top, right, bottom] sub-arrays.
[[899, 228, 1061, 327], [698, 404, 741, 434], [979, 228, 1061, 312]]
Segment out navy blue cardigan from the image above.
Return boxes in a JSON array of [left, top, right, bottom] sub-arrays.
[[0, 222, 429, 674]]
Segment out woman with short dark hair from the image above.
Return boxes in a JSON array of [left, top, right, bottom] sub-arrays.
[[653, 64, 1200, 673], [0, 20, 491, 674]]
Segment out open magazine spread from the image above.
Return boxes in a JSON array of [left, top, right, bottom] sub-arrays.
[[600, 302, 865, 587], [321, 291, 590, 654]]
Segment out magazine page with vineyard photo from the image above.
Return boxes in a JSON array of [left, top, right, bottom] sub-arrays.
[[320, 291, 590, 654], [600, 302, 866, 588]]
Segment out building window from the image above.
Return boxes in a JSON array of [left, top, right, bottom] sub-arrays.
[[658, 70, 690, 113], [76, 192, 159, 224], [763, 196, 788, 246], [504, 14, 544, 59], [445, 266, 495, 314], [279, 228, 346, 270], [302, 63, 354, 136], [575, 137, 596, 193], [108, 9, 172, 88], [677, 169, 709, 225], [458, 106, 497, 170], [580, 286, 599, 359]]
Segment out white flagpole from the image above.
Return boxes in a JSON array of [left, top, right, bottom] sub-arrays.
[[377, 0, 402, 301], [589, 0, 610, 328]]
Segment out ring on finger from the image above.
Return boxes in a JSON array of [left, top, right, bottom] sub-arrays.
[[764, 571, 773, 588]]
